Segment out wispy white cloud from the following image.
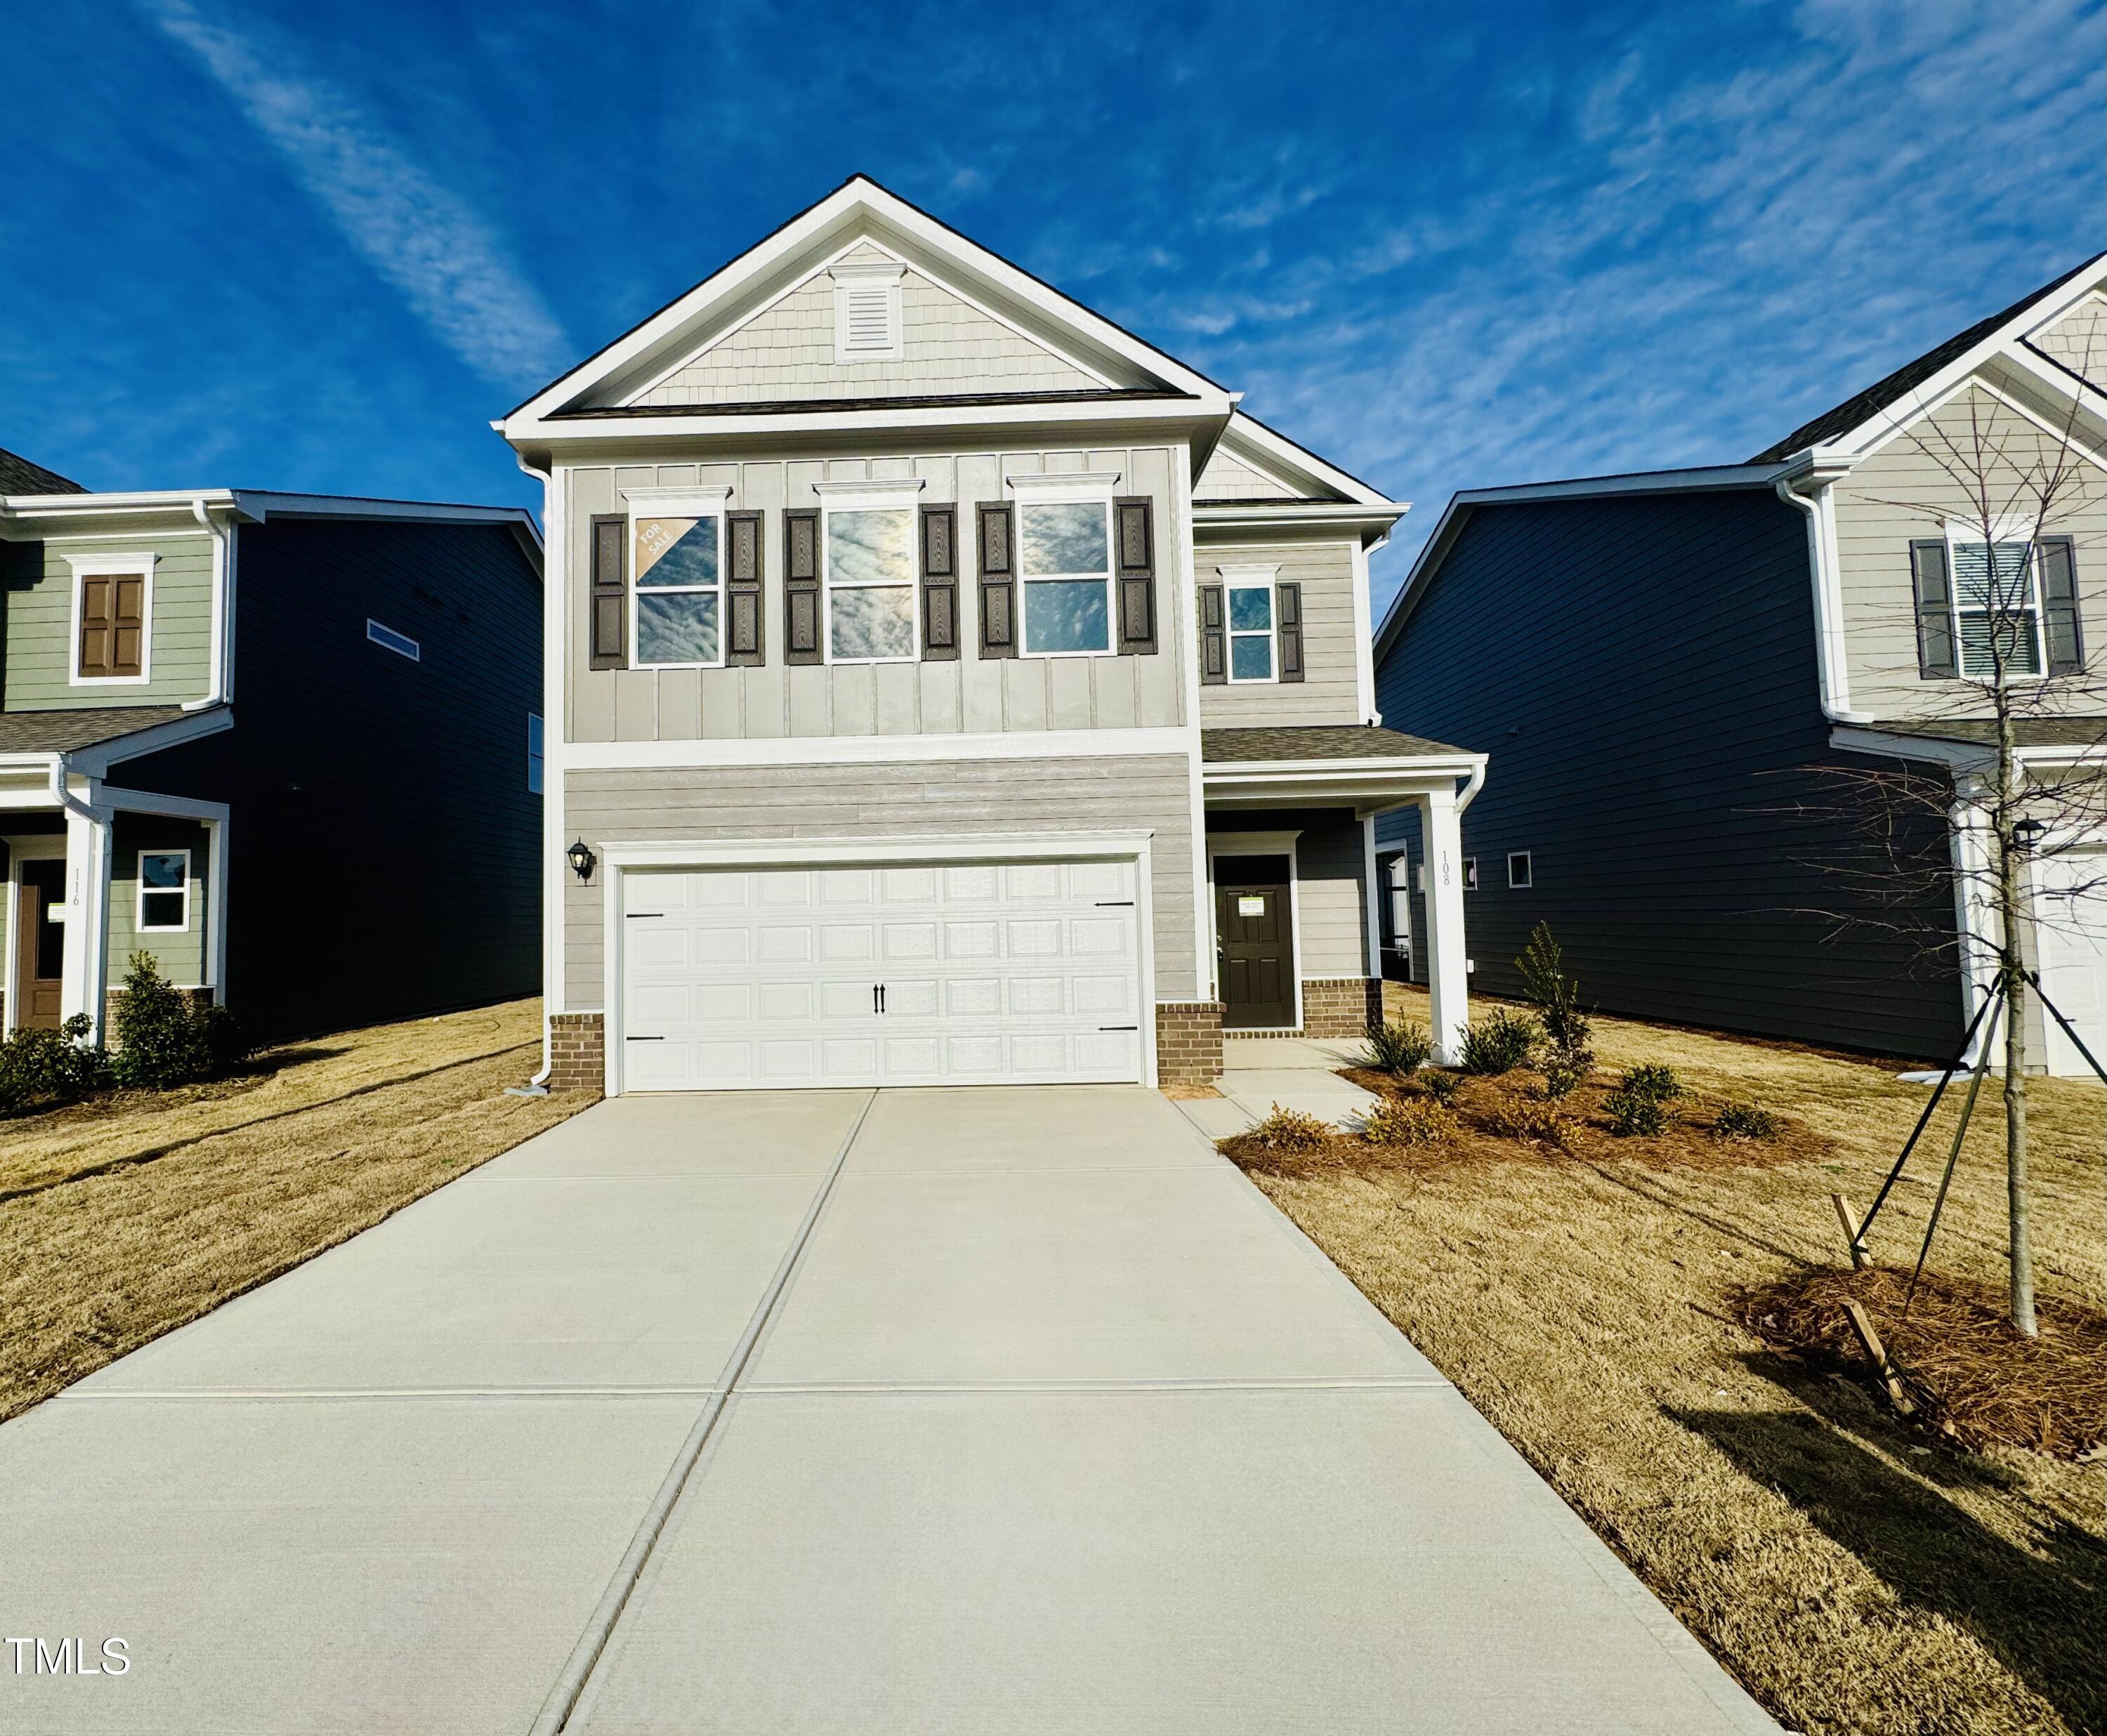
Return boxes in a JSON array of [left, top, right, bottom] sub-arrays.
[[141, 0, 567, 386]]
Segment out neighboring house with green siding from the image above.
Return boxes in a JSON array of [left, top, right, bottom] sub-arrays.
[[0, 448, 545, 1040]]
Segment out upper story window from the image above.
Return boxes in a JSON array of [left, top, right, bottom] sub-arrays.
[[1915, 527, 2082, 681], [1222, 567, 1279, 682], [830, 261, 905, 364], [1018, 498, 1113, 655], [820, 486, 919, 663], [626, 487, 730, 669], [1952, 538, 2044, 677], [69, 553, 154, 685]]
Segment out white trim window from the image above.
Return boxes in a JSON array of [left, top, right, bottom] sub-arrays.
[[1507, 851, 1532, 889], [1949, 530, 2047, 678], [1462, 856, 1479, 892], [67, 553, 156, 685], [138, 849, 192, 933], [821, 487, 919, 664], [1221, 567, 1279, 682], [830, 261, 906, 363], [1016, 487, 1115, 657], [631, 491, 728, 669], [527, 714, 544, 796]]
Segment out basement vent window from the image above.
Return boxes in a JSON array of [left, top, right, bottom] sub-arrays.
[[831, 261, 906, 363], [1507, 852, 1532, 889], [367, 619, 421, 662]]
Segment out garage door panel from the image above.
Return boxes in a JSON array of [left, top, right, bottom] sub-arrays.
[[820, 980, 874, 1020], [629, 928, 692, 968], [758, 927, 813, 964], [1009, 977, 1063, 1015], [818, 869, 874, 905], [943, 865, 999, 901], [1006, 864, 1061, 900], [631, 985, 695, 1025], [1072, 974, 1134, 1017], [1008, 920, 1061, 956], [884, 980, 940, 1018], [882, 922, 938, 961], [945, 978, 1001, 1016], [820, 925, 876, 961], [757, 982, 813, 1021], [758, 1040, 818, 1080], [945, 921, 999, 959], [821, 1038, 879, 1077], [758, 874, 812, 907]]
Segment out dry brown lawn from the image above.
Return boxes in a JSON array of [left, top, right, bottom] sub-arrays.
[[1, 999, 593, 1423], [1245, 984, 2106, 1736]]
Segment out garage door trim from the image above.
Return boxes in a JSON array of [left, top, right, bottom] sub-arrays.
[[599, 831, 1157, 1096]]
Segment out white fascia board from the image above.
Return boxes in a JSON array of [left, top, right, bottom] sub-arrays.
[[63, 704, 235, 777], [560, 726, 1194, 771], [233, 493, 543, 542], [503, 177, 1227, 434], [1193, 502, 1407, 544], [1221, 411, 1398, 508], [0, 489, 248, 526], [1203, 754, 1485, 781], [1832, 724, 2107, 775], [598, 830, 1154, 870]]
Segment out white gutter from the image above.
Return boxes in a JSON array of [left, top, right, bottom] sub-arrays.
[[186, 495, 230, 710], [1456, 759, 1487, 813], [1774, 458, 1872, 725]]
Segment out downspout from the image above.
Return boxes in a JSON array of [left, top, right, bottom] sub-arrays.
[[1456, 760, 1487, 813], [1773, 468, 1872, 725], [518, 451, 558, 1090], [183, 496, 230, 711]]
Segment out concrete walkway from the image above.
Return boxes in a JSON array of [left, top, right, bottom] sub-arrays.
[[1178, 1032, 1381, 1140], [0, 1087, 1778, 1734]]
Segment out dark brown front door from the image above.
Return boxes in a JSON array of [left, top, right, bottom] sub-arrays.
[[15, 860, 67, 1030], [1216, 854, 1294, 1030]]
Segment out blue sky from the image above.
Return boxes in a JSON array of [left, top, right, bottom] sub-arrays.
[[4, 0, 2101, 607]]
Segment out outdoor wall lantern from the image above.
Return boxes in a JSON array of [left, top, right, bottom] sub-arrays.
[[567, 839, 598, 881], [2012, 817, 2047, 854]]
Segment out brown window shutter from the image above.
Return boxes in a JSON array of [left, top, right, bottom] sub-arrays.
[[919, 504, 959, 661], [784, 508, 822, 665], [79, 575, 114, 676], [1909, 540, 1957, 679], [589, 513, 628, 670], [2041, 536, 2084, 674], [1198, 583, 1227, 685], [1276, 581, 1305, 683], [977, 502, 1016, 659], [112, 577, 145, 676], [725, 509, 764, 666], [1113, 496, 1156, 655]]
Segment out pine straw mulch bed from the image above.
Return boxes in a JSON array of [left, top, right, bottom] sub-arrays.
[[1730, 1266, 2106, 1462], [1217, 1062, 1832, 1179]]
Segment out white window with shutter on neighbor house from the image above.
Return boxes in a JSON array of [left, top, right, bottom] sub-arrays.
[[1912, 528, 2082, 680], [831, 261, 905, 363]]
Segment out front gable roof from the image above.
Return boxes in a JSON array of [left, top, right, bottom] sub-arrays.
[[0, 445, 85, 494], [504, 176, 1233, 441]]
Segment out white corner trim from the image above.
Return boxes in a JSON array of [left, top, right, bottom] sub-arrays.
[[64, 551, 156, 688]]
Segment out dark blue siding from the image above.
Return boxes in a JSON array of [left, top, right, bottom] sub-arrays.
[[122, 518, 543, 1040], [1377, 489, 1961, 1061]]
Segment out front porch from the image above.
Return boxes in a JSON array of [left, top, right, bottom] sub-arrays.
[[1195, 725, 1485, 1070], [0, 710, 229, 1038]]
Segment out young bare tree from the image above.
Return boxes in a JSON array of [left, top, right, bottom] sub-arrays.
[[1798, 348, 2107, 1339]]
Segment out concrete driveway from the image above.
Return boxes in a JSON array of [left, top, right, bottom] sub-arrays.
[[0, 1086, 1777, 1735]]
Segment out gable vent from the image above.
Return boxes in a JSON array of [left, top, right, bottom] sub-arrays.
[[831, 261, 905, 363]]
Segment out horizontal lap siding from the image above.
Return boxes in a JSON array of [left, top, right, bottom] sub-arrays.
[[1376, 490, 1962, 1060], [1195, 535, 1363, 728], [563, 754, 1197, 1008], [4, 532, 214, 708], [1293, 814, 1367, 978], [566, 447, 1186, 742], [116, 520, 544, 1039], [107, 817, 210, 989]]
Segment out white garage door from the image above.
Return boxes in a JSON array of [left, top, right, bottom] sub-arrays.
[[619, 858, 1144, 1090], [2033, 853, 2107, 1078]]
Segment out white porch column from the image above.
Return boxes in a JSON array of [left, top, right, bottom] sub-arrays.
[[1415, 784, 1470, 1064], [60, 802, 113, 1037], [204, 814, 230, 1006]]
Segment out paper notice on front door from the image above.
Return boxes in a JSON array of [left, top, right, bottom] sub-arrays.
[[1238, 895, 1266, 917]]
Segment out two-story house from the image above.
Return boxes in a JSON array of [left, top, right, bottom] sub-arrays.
[[503, 177, 1485, 1095], [0, 448, 545, 1040], [1372, 255, 2107, 1072]]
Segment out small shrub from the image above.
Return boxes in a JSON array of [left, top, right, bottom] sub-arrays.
[[1413, 1069, 1462, 1105], [110, 954, 250, 1091], [1604, 1065, 1682, 1136], [1713, 1101, 1780, 1141], [1363, 1097, 1456, 1147], [1360, 1019, 1431, 1077], [1514, 921, 1591, 1064], [0, 1015, 108, 1113], [1458, 1008, 1537, 1076], [1247, 1104, 1335, 1153], [1538, 1052, 1589, 1099], [1489, 1098, 1572, 1149]]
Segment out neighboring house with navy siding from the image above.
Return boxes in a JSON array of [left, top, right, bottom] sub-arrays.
[[1372, 255, 2107, 1071], [0, 447, 545, 1041], [503, 176, 1489, 1096]]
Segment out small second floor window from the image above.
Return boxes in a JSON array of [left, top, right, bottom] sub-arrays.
[[1018, 499, 1113, 655], [635, 512, 722, 666], [74, 560, 151, 681], [1227, 579, 1275, 681], [1952, 540, 2043, 678], [827, 505, 917, 662]]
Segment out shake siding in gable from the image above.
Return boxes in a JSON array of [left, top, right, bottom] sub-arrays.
[[563, 754, 1198, 1007], [1194, 452, 1309, 501], [1195, 536, 1363, 727], [4, 532, 214, 708], [1376, 489, 1963, 1060], [2027, 293, 2107, 377], [565, 447, 1186, 742]]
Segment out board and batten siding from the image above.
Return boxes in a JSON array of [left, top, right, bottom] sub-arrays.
[[1195, 534, 1364, 728], [565, 447, 1187, 742], [1376, 487, 1964, 1061], [3, 531, 214, 709], [1831, 383, 2107, 721], [634, 249, 1100, 407], [563, 754, 1198, 1008]]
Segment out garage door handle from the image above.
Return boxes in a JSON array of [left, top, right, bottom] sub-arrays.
[[1098, 1025, 1138, 1032], [1095, 900, 1135, 907], [626, 1035, 664, 1041]]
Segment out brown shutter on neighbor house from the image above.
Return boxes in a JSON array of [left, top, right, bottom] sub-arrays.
[[1113, 496, 1156, 655], [1198, 583, 1227, 685], [589, 514, 628, 670], [977, 502, 1017, 659], [725, 510, 764, 666], [2041, 536, 2084, 675], [1276, 581, 1305, 683], [919, 504, 959, 660], [784, 508, 822, 664], [1910, 540, 1958, 679], [79, 573, 145, 678]]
